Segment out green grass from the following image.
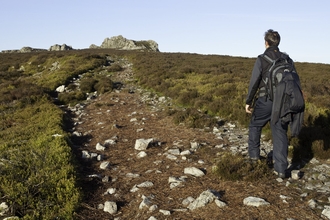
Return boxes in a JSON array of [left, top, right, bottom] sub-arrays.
[[0, 48, 330, 218]]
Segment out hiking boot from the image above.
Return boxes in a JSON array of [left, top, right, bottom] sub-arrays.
[[278, 172, 286, 179], [273, 170, 286, 179], [249, 158, 259, 164]]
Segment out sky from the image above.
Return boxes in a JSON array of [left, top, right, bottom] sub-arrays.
[[1, 0, 329, 64]]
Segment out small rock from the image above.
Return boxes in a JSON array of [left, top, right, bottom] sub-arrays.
[[184, 167, 205, 177], [100, 161, 110, 170], [243, 196, 270, 207], [135, 138, 153, 150], [103, 201, 117, 214], [215, 199, 227, 208], [96, 143, 106, 151], [159, 209, 171, 215], [137, 151, 147, 158]]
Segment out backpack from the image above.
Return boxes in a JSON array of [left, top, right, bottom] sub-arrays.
[[261, 53, 305, 134], [261, 53, 293, 100]]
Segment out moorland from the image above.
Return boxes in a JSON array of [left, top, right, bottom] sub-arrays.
[[1, 48, 330, 219]]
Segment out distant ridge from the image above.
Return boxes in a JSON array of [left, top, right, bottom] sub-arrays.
[[1, 35, 159, 53]]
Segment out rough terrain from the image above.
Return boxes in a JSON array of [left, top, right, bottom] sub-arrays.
[[68, 63, 329, 220]]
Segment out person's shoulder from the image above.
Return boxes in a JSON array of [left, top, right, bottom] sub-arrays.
[[281, 51, 294, 63]]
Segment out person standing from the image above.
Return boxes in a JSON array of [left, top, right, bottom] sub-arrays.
[[245, 29, 296, 179]]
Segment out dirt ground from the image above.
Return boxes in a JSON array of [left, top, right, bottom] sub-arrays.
[[69, 71, 322, 220]]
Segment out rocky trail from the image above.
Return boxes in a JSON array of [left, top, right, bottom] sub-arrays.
[[66, 62, 330, 220]]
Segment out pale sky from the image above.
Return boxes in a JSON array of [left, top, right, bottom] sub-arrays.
[[1, 0, 329, 64]]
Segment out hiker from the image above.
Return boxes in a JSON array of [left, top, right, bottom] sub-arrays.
[[245, 29, 299, 179]]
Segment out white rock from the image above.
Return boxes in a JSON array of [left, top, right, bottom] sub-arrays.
[[56, 85, 65, 92], [158, 96, 166, 102], [100, 161, 110, 170], [130, 185, 139, 192], [308, 199, 317, 209], [184, 167, 205, 177], [215, 199, 227, 208], [104, 139, 116, 146], [126, 173, 140, 178], [243, 196, 270, 207], [182, 196, 195, 206], [0, 202, 9, 215], [135, 138, 153, 150], [137, 151, 147, 158], [82, 150, 90, 159], [190, 142, 200, 149], [180, 150, 191, 155], [105, 188, 116, 195], [170, 182, 182, 189], [103, 201, 117, 214], [168, 149, 180, 155], [187, 190, 218, 210], [322, 206, 330, 219], [139, 195, 152, 209], [96, 143, 105, 151], [159, 209, 171, 215], [166, 154, 178, 160], [149, 204, 158, 212], [137, 181, 154, 188]]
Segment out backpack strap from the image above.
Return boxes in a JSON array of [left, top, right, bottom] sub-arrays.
[[261, 54, 274, 64]]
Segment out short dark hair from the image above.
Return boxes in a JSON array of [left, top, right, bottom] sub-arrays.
[[264, 29, 280, 46]]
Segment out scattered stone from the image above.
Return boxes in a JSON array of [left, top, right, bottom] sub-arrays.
[[139, 195, 152, 209], [149, 204, 158, 212], [190, 142, 200, 150], [168, 149, 180, 155], [291, 170, 300, 180], [322, 206, 330, 219], [0, 202, 9, 216], [243, 196, 270, 207], [137, 151, 147, 158], [56, 85, 65, 93], [96, 143, 106, 151], [135, 138, 154, 150], [100, 161, 110, 170], [180, 150, 191, 155], [166, 154, 178, 160], [103, 201, 117, 214], [159, 209, 171, 215], [184, 167, 205, 177], [137, 181, 154, 188], [187, 190, 219, 210], [215, 199, 227, 208], [308, 199, 317, 209], [126, 173, 140, 178]]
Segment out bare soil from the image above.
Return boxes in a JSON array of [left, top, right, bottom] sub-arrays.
[[70, 71, 321, 220]]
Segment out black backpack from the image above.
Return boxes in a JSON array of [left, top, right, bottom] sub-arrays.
[[261, 53, 305, 120]]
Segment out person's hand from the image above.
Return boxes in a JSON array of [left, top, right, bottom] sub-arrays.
[[245, 104, 252, 114]]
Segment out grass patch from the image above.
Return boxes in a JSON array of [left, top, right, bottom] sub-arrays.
[[213, 153, 271, 182]]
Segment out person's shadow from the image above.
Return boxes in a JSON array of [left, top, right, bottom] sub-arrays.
[[290, 109, 330, 170]]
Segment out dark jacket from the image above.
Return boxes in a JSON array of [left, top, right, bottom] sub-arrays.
[[271, 71, 305, 136], [246, 46, 282, 105]]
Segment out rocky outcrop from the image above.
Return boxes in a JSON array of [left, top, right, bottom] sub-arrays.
[[94, 35, 159, 52], [1, 47, 46, 53], [49, 44, 73, 51], [1, 36, 159, 53]]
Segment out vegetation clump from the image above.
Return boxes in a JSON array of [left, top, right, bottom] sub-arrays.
[[213, 153, 271, 182]]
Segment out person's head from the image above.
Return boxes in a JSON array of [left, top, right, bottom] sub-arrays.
[[264, 29, 280, 47]]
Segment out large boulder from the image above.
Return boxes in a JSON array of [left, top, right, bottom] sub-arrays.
[[95, 35, 159, 52], [49, 44, 73, 51]]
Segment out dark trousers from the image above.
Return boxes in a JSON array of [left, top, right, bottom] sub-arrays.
[[248, 96, 289, 174]]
